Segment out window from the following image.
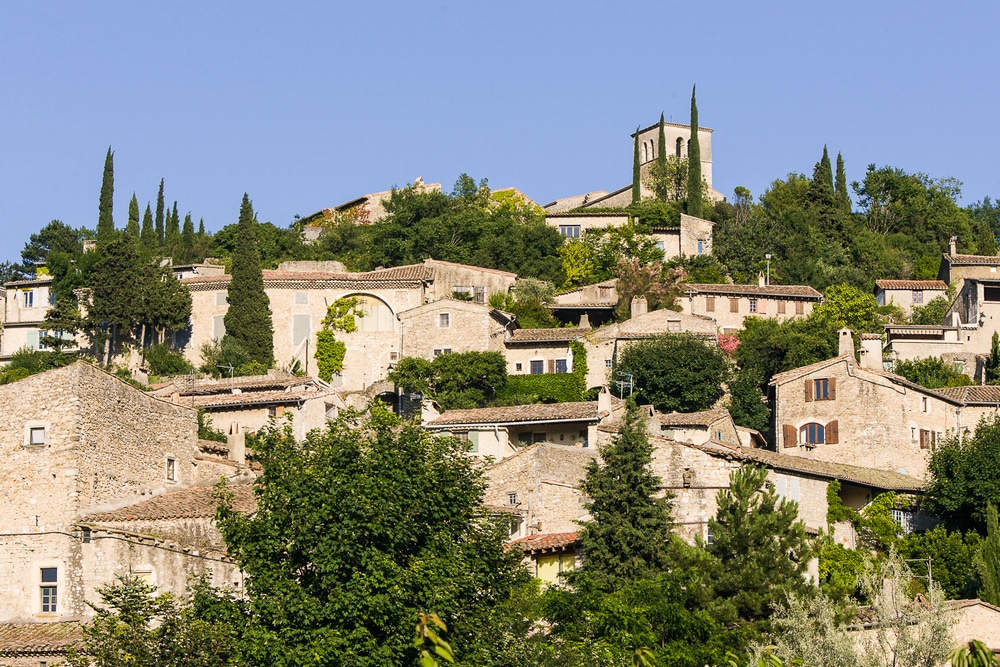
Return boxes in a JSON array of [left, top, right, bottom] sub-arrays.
[[267, 406, 277, 417], [165, 457, 176, 482], [919, 429, 936, 449], [706, 526, 714, 545], [213, 315, 225, 341], [800, 423, 825, 445], [604, 358, 613, 368], [295, 291, 309, 305], [559, 225, 581, 238], [530, 360, 544, 375], [389, 351, 399, 361], [439, 313, 450, 328], [433, 348, 452, 357], [655, 240, 665, 255], [292, 314, 311, 347], [890, 508, 914, 534], [40, 568, 57, 613], [515, 362, 523, 372], [26, 330, 39, 351], [23, 290, 34, 308], [675, 137, 683, 157], [532, 432, 546, 443], [29, 427, 46, 446], [473, 286, 485, 304], [579, 429, 589, 447], [705, 296, 715, 312], [912, 290, 923, 304], [697, 240, 704, 255], [921, 397, 928, 413], [518, 432, 532, 446], [749, 298, 758, 313], [215, 292, 227, 306], [777, 300, 786, 314], [507, 491, 519, 506], [667, 319, 681, 332], [813, 378, 830, 400], [555, 359, 568, 374]]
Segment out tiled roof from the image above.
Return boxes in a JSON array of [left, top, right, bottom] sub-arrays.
[[181, 265, 433, 287], [184, 388, 334, 409], [658, 410, 729, 428], [3, 275, 54, 288], [424, 258, 517, 278], [507, 328, 588, 343], [769, 355, 847, 384], [935, 385, 1000, 404], [685, 283, 822, 299], [428, 401, 605, 427], [0, 621, 83, 655], [511, 531, 579, 554], [159, 376, 321, 397], [86, 482, 256, 522], [945, 253, 1000, 266], [875, 280, 948, 290], [554, 278, 618, 296]]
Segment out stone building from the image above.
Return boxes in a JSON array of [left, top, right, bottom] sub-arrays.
[[0, 275, 63, 361], [770, 330, 966, 481], [503, 327, 587, 377], [874, 279, 948, 316], [398, 298, 514, 360], [680, 281, 823, 333], [0, 362, 249, 626], [551, 279, 619, 327], [544, 212, 715, 262]]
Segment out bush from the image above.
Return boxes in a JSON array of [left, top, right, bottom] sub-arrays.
[[143, 344, 194, 377], [616, 334, 729, 412], [893, 356, 971, 389], [199, 338, 261, 377], [498, 374, 584, 404], [0, 349, 77, 384]]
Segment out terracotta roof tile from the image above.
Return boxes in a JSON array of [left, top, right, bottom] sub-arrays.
[[511, 531, 579, 553], [658, 410, 729, 427], [685, 283, 822, 299], [181, 265, 433, 287], [159, 376, 322, 397], [3, 275, 54, 288], [184, 388, 335, 409], [428, 401, 605, 427], [507, 328, 588, 343], [423, 258, 517, 278], [86, 483, 256, 522], [875, 280, 948, 290], [945, 253, 1000, 266], [935, 385, 1000, 404], [0, 621, 83, 655]]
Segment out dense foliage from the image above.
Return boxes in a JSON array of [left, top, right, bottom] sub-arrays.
[[388, 351, 508, 410], [893, 356, 972, 389], [615, 333, 729, 412], [222, 194, 274, 368], [925, 415, 1000, 532]]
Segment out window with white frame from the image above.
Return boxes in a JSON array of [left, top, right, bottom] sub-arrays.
[[558, 225, 581, 238], [605, 358, 613, 368], [439, 313, 450, 328], [40, 567, 57, 613], [29, 426, 46, 446], [555, 359, 568, 374], [23, 290, 34, 308]]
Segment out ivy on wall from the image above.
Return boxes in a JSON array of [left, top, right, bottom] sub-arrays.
[[315, 297, 362, 383]]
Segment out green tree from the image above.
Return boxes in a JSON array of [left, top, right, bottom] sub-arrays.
[[573, 399, 675, 588], [88, 233, 144, 359], [910, 295, 950, 325], [615, 334, 729, 412], [925, 415, 1000, 532], [140, 203, 157, 251], [216, 408, 531, 667], [126, 193, 141, 238], [686, 86, 703, 218], [389, 351, 508, 410], [988, 332, 1000, 384], [728, 366, 771, 433], [979, 504, 1000, 606], [896, 525, 981, 600], [20, 219, 89, 265], [179, 213, 196, 263], [166, 201, 181, 254], [811, 283, 883, 333], [632, 127, 641, 204], [155, 179, 166, 246], [708, 464, 810, 623], [656, 113, 668, 202], [835, 152, 851, 214], [809, 146, 835, 212], [222, 194, 274, 368], [97, 147, 115, 245], [893, 356, 971, 389]]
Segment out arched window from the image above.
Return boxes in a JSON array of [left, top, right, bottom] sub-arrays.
[[675, 137, 683, 157], [351, 295, 395, 332], [800, 423, 825, 444], [642, 141, 648, 162]]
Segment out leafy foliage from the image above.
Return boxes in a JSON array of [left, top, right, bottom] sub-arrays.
[[909, 296, 951, 325], [389, 351, 508, 410], [892, 356, 971, 389], [144, 343, 194, 376], [314, 297, 362, 382], [979, 504, 1000, 606], [0, 349, 77, 384], [215, 408, 531, 667], [924, 415, 1000, 532], [615, 333, 729, 412]]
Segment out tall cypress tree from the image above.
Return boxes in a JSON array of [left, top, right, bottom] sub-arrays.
[[223, 194, 274, 367], [981, 504, 1000, 606], [126, 193, 141, 239], [632, 127, 641, 204], [835, 151, 851, 213], [809, 146, 835, 210], [656, 112, 668, 202], [140, 203, 157, 251], [686, 86, 703, 218], [97, 147, 115, 245], [166, 201, 181, 254], [179, 213, 195, 264], [154, 179, 166, 246], [573, 399, 674, 588]]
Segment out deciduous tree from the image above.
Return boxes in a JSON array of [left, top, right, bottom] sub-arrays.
[[615, 334, 728, 412]]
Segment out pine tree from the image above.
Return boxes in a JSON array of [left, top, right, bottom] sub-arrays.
[[154, 179, 166, 246], [835, 151, 851, 213], [980, 504, 1000, 606], [139, 203, 157, 251], [574, 399, 674, 588], [223, 194, 274, 367], [632, 127, 641, 204], [97, 147, 115, 245], [126, 193, 140, 239], [656, 113, 668, 202], [686, 86, 703, 218], [708, 464, 810, 622]]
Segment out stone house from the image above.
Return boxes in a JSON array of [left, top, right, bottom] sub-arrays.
[[509, 533, 580, 584], [545, 212, 715, 261], [551, 279, 619, 328], [299, 176, 443, 233], [653, 409, 742, 449], [932, 385, 1000, 433], [770, 330, 966, 481], [874, 279, 948, 316], [425, 393, 622, 461], [0, 361, 249, 625], [0, 275, 65, 361], [398, 298, 514, 360], [680, 281, 823, 333], [503, 327, 588, 377]]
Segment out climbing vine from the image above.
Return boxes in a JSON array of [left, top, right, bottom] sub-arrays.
[[315, 297, 363, 382]]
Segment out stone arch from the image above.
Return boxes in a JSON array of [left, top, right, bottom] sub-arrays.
[[675, 137, 683, 157], [338, 293, 396, 332]]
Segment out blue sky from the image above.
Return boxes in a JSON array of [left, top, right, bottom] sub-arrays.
[[2, 2, 999, 264]]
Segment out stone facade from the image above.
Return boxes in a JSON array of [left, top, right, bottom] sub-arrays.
[[504, 328, 585, 377], [633, 120, 716, 196], [544, 212, 715, 263], [0, 276, 62, 360], [874, 279, 948, 316], [0, 362, 246, 623], [398, 298, 512, 360], [681, 282, 823, 333]]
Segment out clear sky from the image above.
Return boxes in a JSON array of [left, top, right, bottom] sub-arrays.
[[2, 2, 999, 264]]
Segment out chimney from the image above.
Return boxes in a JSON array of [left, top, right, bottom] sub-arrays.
[[859, 334, 883, 370], [578, 312, 590, 329], [950, 235, 957, 256], [630, 295, 648, 318], [757, 271, 766, 287], [597, 386, 612, 416], [227, 424, 246, 464], [838, 328, 855, 360]]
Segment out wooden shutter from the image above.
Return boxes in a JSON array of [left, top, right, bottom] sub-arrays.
[[919, 430, 929, 449], [783, 424, 797, 448], [547, 359, 555, 374], [804, 379, 814, 402], [730, 298, 740, 313], [825, 420, 839, 444], [706, 296, 715, 312], [828, 377, 837, 400]]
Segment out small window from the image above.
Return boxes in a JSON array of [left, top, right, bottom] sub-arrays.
[[518, 432, 532, 446], [706, 526, 714, 545], [433, 348, 452, 357], [390, 351, 399, 361], [912, 290, 923, 304], [795, 301, 804, 315], [473, 286, 485, 304], [530, 360, 544, 375], [515, 362, 523, 372], [730, 298, 740, 313], [555, 359, 568, 374], [507, 492, 518, 506], [267, 406, 277, 417], [800, 423, 825, 445], [439, 313, 450, 328], [605, 359, 613, 368], [213, 315, 225, 341], [559, 225, 581, 238], [29, 427, 46, 446], [23, 290, 34, 308], [532, 432, 546, 443], [921, 397, 928, 413], [697, 240, 704, 255], [655, 240, 665, 255], [215, 292, 227, 307], [705, 296, 715, 312], [667, 319, 681, 332], [165, 457, 176, 482], [295, 291, 309, 305], [749, 299, 757, 313], [40, 568, 57, 613], [814, 379, 830, 400]]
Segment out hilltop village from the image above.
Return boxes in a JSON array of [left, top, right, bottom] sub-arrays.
[[3, 104, 1000, 665]]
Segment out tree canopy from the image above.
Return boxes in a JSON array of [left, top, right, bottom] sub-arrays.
[[615, 333, 729, 412]]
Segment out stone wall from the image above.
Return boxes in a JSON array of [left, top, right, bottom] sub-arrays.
[[423, 260, 516, 302], [399, 299, 507, 360], [505, 343, 574, 376], [680, 292, 816, 333]]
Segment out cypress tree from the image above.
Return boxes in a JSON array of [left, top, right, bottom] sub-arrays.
[[223, 194, 274, 367], [656, 112, 668, 202], [573, 399, 674, 588], [835, 151, 851, 213], [981, 504, 1000, 606], [632, 127, 641, 204], [179, 213, 195, 264], [154, 179, 166, 246], [126, 193, 140, 239], [166, 201, 181, 254], [686, 86, 703, 218], [809, 145, 835, 210], [97, 147, 115, 245], [140, 203, 157, 250]]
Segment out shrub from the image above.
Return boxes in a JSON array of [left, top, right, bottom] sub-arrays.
[[143, 344, 194, 377]]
